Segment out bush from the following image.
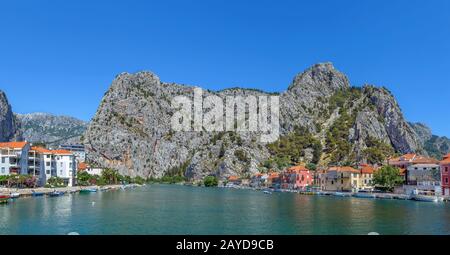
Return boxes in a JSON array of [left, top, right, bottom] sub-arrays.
[[203, 176, 218, 187], [47, 177, 66, 188], [373, 166, 404, 191]]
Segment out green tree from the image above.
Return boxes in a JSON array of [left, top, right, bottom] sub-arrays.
[[306, 163, 317, 171], [77, 171, 92, 186], [203, 176, 218, 187], [372, 166, 404, 191]]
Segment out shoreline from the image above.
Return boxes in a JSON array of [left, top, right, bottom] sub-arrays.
[[0, 184, 143, 198]]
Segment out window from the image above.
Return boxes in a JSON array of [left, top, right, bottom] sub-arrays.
[[1, 167, 5, 174], [446, 178, 449, 184], [341, 180, 343, 184], [1, 157, 4, 163], [60, 162, 63, 167], [331, 181, 334, 185], [46, 170, 50, 175], [46, 162, 50, 167], [46, 155, 50, 159], [446, 167, 448, 172]]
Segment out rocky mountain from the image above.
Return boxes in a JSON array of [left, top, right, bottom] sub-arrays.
[[0, 90, 22, 142], [85, 63, 425, 180], [16, 113, 88, 146], [410, 122, 450, 159]]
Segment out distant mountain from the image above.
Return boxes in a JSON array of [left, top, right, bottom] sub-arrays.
[[0, 90, 22, 142], [410, 122, 450, 159], [16, 113, 88, 146]]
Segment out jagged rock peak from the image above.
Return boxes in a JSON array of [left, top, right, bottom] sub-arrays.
[[0, 90, 22, 142], [288, 62, 350, 92]]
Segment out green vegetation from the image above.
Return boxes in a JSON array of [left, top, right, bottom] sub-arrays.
[[0, 175, 37, 188], [372, 166, 404, 192], [328, 88, 362, 114], [306, 163, 317, 171], [363, 137, 395, 165], [76, 169, 144, 186], [266, 126, 322, 169], [325, 110, 356, 166], [234, 149, 250, 163], [45, 177, 66, 188], [203, 176, 218, 187]]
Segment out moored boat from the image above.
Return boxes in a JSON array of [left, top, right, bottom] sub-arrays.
[[263, 190, 272, 195], [0, 195, 10, 204], [80, 188, 98, 193], [353, 192, 376, 199], [411, 194, 443, 203], [49, 191, 65, 197], [10, 193, 20, 199], [32, 191, 45, 197], [334, 192, 353, 197]]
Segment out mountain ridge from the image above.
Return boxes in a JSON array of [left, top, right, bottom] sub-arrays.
[[84, 63, 425, 180]]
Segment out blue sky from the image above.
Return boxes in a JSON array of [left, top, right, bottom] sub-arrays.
[[0, 0, 449, 136]]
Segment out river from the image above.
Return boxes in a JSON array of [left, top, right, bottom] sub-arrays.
[[1, 184, 450, 235]]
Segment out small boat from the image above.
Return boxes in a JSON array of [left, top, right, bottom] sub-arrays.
[[411, 195, 442, 203], [80, 188, 98, 193], [10, 193, 20, 199], [353, 192, 376, 199], [263, 190, 272, 195], [49, 191, 65, 197], [0, 195, 10, 204], [100, 187, 111, 192], [334, 192, 353, 197], [32, 191, 45, 197]]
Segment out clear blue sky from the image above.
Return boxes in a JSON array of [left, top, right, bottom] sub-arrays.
[[1, 0, 449, 136]]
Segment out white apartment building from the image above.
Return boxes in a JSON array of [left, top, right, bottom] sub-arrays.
[[59, 144, 86, 162], [0, 142, 30, 176], [29, 146, 56, 186], [53, 150, 77, 187]]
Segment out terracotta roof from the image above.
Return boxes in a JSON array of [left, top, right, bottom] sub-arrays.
[[78, 162, 89, 171], [52, 149, 73, 156], [441, 154, 450, 164], [412, 156, 439, 164], [268, 172, 280, 179], [228, 176, 239, 181], [389, 153, 439, 165], [328, 166, 360, 173], [31, 146, 53, 154], [389, 153, 416, 162], [360, 164, 376, 174], [0, 141, 28, 149]]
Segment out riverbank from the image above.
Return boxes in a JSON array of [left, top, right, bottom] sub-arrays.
[[217, 184, 450, 203], [0, 184, 143, 198]]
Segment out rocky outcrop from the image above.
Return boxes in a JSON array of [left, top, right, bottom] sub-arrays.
[[0, 90, 21, 142], [411, 122, 450, 159], [84, 63, 425, 179], [16, 113, 88, 146]]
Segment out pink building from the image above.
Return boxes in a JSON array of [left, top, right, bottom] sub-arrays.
[[440, 154, 450, 196], [281, 165, 313, 190]]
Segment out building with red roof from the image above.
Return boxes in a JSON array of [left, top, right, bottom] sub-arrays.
[[440, 154, 450, 196], [0, 141, 30, 176], [280, 165, 313, 190]]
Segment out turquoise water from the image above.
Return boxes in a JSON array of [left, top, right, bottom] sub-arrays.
[[1, 184, 450, 235]]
